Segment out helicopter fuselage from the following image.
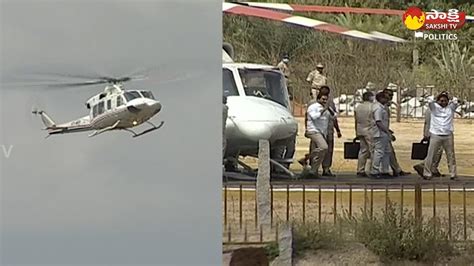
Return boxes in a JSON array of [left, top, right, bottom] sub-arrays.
[[89, 96, 161, 130], [85, 85, 162, 130]]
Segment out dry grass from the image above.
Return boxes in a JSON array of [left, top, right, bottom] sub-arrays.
[[242, 117, 474, 176], [223, 190, 474, 241]]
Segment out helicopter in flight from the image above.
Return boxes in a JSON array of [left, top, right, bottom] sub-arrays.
[[30, 75, 164, 138]]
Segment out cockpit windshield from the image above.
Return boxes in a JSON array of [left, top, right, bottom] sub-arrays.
[[238, 68, 290, 108], [223, 68, 239, 97], [141, 91, 155, 99], [123, 91, 142, 101]]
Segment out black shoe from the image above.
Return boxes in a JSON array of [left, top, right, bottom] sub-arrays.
[[398, 171, 411, 176], [368, 173, 381, 179], [322, 170, 336, 177], [413, 165, 424, 177], [433, 171, 443, 177], [450, 176, 458, 180], [301, 170, 319, 179], [298, 158, 308, 167], [381, 173, 393, 178], [356, 172, 367, 177]]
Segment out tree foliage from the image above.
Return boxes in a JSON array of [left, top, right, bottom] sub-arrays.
[[223, 0, 473, 103]]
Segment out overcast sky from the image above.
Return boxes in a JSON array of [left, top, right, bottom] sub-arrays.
[[1, 0, 222, 265]]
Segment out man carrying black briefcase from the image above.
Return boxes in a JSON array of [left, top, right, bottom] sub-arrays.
[[413, 107, 443, 177]]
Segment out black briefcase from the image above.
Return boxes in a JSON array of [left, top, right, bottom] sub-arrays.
[[411, 139, 429, 160], [344, 138, 360, 160]]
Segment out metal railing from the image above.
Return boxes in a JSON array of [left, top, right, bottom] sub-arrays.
[[223, 180, 474, 244]]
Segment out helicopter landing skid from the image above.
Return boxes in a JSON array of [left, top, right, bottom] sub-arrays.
[[126, 121, 164, 138], [89, 120, 121, 138]]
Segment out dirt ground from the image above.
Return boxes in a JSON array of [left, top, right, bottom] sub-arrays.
[[242, 117, 474, 176], [293, 242, 474, 266]]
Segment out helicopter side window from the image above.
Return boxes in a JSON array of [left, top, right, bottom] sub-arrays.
[[123, 91, 142, 102], [107, 99, 112, 110], [98, 101, 105, 114], [223, 68, 239, 97], [141, 91, 155, 99], [116, 95, 124, 107], [93, 104, 98, 117], [238, 69, 289, 108]]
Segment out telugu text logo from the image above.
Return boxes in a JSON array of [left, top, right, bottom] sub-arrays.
[[403, 6, 466, 31]]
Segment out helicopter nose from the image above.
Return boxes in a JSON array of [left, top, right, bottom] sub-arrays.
[[151, 101, 162, 113]]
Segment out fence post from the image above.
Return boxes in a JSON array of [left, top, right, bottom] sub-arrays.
[[257, 139, 271, 227], [414, 183, 422, 223]]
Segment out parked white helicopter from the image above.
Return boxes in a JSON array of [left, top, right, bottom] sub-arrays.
[[223, 43, 298, 177], [31, 75, 164, 138]]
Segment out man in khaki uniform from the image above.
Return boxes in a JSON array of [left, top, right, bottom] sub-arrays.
[[277, 54, 290, 80], [413, 107, 443, 177], [354, 91, 375, 177], [369, 92, 392, 178], [306, 63, 327, 101], [383, 89, 410, 177]]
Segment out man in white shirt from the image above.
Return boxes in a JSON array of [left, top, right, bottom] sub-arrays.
[[423, 92, 458, 180], [305, 92, 335, 177], [320, 86, 342, 177], [369, 92, 392, 178], [298, 93, 317, 168], [299, 87, 342, 176], [413, 107, 443, 177]]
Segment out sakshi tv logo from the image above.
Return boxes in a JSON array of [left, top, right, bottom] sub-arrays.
[[402, 6, 466, 41]]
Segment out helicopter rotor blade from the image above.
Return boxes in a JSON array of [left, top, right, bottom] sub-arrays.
[[1, 63, 200, 91], [2, 79, 109, 89], [22, 71, 112, 82], [1, 76, 146, 90], [42, 80, 110, 88]]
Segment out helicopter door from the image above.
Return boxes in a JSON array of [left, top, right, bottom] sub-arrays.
[[92, 104, 98, 117], [107, 99, 112, 110], [223, 68, 239, 97], [116, 95, 124, 107], [97, 101, 105, 115]]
